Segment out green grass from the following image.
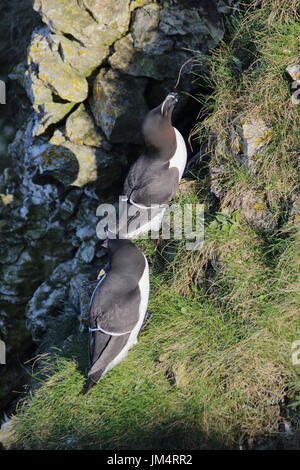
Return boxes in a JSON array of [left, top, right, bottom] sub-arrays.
[[6, 1, 300, 450], [9, 208, 300, 450]]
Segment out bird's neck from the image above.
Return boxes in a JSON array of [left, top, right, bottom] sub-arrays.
[[108, 267, 139, 293], [144, 126, 177, 161]]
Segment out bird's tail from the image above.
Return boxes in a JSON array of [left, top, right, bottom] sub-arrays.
[[108, 200, 166, 239], [84, 330, 111, 393], [140, 310, 154, 333]]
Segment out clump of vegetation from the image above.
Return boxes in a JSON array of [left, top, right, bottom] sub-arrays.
[[6, 1, 300, 450], [194, 0, 300, 214]]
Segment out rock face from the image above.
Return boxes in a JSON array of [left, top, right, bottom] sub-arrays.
[[286, 63, 300, 105], [91, 69, 148, 143], [33, 0, 131, 47], [209, 113, 279, 233], [0, 0, 236, 410], [0, 0, 41, 168]]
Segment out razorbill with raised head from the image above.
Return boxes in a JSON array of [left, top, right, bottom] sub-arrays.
[[111, 92, 187, 239]]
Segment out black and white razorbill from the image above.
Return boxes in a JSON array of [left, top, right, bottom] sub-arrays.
[[113, 92, 187, 238], [86, 238, 149, 390]]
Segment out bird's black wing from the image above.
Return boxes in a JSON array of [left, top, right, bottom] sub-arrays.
[[87, 276, 142, 388], [124, 156, 179, 205], [123, 154, 158, 199], [89, 276, 141, 335], [87, 333, 130, 388]]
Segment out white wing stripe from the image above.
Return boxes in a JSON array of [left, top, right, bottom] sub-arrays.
[[89, 273, 107, 308], [88, 326, 133, 336]]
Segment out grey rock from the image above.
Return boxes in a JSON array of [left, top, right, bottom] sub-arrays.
[[33, 0, 130, 47], [76, 239, 96, 263], [80, 0, 131, 45], [160, 6, 209, 36], [10, 27, 90, 135], [0, 418, 15, 450], [76, 225, 96, 241], [289, 192, 300, 221], [69, 273, 95, 328], [235, 117, 273, 173], [59, 189, 82, 221], [210, 161, 227, 199], [26, 260, 74, 341], [110, 1, 226, 81], [33, 140, 81, 186], [109, 33, 190, 80], [222, 190, 278, 234], [68, 195, 100, 243], [29, 28, 88, 103], [286, 64, 300, 81], [286, 65, 300, 105], [91, 68, 148, 143], [217, 0, 235, 14], [132, 3, 173, 55], [65, 104, 105, 148], [51, 33, 109, 77], [291, 91, 300, 105], [0, 243, 25, 265], [159, 4, 224, 45], [31, 130, 116, 187], [210, 116, 274, 199], [38, 55, 88, 104], [35, 101, 77, 136]]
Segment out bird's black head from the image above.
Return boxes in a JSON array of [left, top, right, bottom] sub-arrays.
[[101, 238, 145, 285], [143, 92, 179, 128], [101, 238, 143, 265], [142, 92, 179, 156], [159, 92, 179, 119], [101, 237, 131, 254]]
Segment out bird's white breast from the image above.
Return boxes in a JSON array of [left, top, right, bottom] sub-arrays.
[[127, 254, 150, 346], [101, 255, 150, 375], [169, 127, 187, 182]]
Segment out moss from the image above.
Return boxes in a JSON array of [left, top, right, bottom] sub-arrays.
[[130, 0, 152, 11], [255, 130, 274, 146], [254, 203, 266, 211], [40, 147, 71, 166]]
